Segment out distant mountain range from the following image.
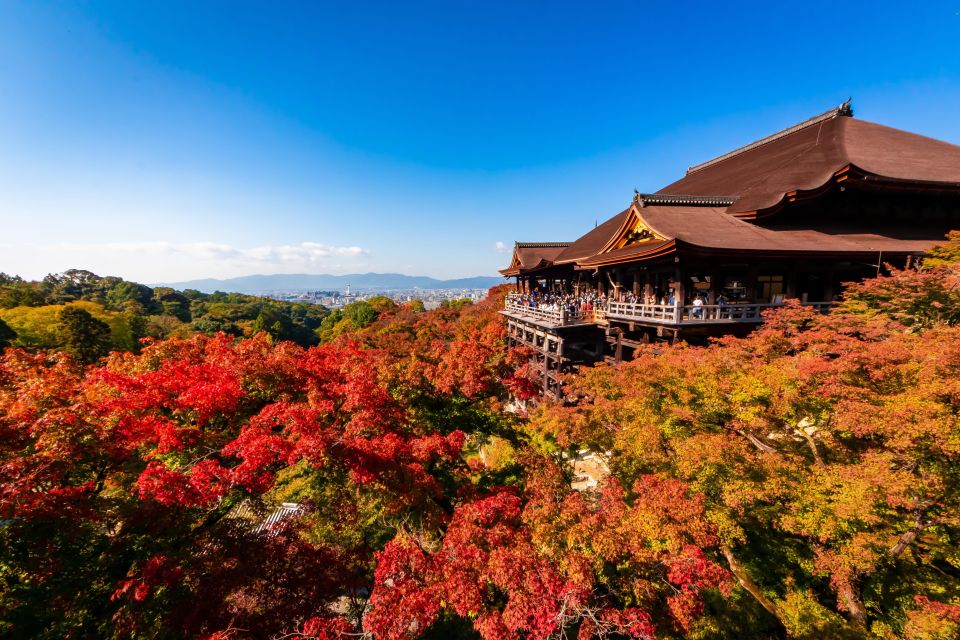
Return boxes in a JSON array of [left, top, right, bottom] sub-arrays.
[[155, 273, 506, 294]]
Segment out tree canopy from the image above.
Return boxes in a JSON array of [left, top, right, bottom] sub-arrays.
[[3, 235, 960, 639], [0, 270, 332, 351]]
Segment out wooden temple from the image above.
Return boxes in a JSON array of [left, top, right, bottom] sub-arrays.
[[500, 102, 960, 397]]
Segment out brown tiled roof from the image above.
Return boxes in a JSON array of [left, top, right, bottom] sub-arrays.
[[577, 239, 675, 267], [660, 109, 960, 215], [499, 242, 571, 276], [511, 104, 958, 269], [553, 208, 631, 264], [637, 205, 938, 255]]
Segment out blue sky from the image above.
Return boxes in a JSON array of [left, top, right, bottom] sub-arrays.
[[1, 1, 959, 282]]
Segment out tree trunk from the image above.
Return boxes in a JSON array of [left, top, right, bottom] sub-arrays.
[[722, 546, 783, 621], [839, 582, 868, 628], [889, 512, 927, 558]]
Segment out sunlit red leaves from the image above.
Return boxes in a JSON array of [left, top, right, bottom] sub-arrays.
[[364, 534, 441, 640], [0, 323, 485, 638], [136, 459, 230, 507], [366, 489, 593, 640], [366, 467, 732, 640], [338, 284, 515, 400]]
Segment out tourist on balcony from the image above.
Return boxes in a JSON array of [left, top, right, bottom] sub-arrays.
[[692, 294, 704, 318], [716, 293, 729, 319]]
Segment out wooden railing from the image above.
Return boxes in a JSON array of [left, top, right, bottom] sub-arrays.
[[508, 294, 835, 327], [610, 301, 836, 324], [504, 295, 602, 326], [607, 301, 680, 323]]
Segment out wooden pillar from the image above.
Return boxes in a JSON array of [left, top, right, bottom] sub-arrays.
[[747, 265, 760, 303], [542, 351, 549, 394], [824, 265, 836, 301], [674, 265, 685, 305], [673, 263, 685, 325], [708, 269, 719, 304], [785, 262, 797, 299], [614, 329, 623, 363]]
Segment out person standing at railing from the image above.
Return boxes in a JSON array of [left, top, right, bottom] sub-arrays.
[[716, 293, 728, 319], [692, 294, 704, 319]]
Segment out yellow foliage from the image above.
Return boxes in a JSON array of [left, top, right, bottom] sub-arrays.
[[0, 300, 135, 350]]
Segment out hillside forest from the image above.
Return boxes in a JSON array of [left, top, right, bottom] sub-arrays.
[[0, 270, 422, 359], [3, 233, 960, 639]]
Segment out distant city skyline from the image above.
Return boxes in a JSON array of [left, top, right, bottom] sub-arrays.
[[2, 1, 959, 282]]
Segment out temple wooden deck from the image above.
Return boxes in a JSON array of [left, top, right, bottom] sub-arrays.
[[503, 295, 834, 329]]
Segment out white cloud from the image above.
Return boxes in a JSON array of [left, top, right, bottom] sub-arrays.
[[52, 240, 367, 262], [494, 241, 508, 253], [8, 241, 370, 281], [50, 240, 366, 262]]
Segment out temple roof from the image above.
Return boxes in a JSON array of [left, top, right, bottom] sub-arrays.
[[553, 209, 631, 264], [499, 242, 571, 276], [638, 204, 939, 254], [502, 103, 960, 275], [574, 201, 939, 268], [660, 105, 960, 216]]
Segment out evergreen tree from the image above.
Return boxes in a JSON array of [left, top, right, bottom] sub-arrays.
[[58, 306, 112, 364], [0, 318, 16, 349]]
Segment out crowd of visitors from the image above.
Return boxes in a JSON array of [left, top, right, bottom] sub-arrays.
[[508, 290, 609, 317], [509, 289, 729, 318], [509, 289, 683, 312]]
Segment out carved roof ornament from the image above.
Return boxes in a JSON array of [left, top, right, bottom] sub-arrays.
[[633, 192, 737, 208]]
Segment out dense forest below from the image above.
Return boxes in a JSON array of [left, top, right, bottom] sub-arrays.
[[0, 270, 436, 360], [2, 234, 960, 639]]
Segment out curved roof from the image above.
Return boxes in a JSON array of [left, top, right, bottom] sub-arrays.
[[502, 104, 960, 273], [637, 204, 939, 254], [659, 111, 960, 215], [553, 208, 631, 264], [572, 199, 939, 268], [499, 242, 571, 276]]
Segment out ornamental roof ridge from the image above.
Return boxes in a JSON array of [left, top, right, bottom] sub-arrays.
[[685, 99, 854, 176], [633, 192, 737, 207], [515, 241, 572, 247]]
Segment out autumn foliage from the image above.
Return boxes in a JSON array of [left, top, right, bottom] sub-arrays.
[[4, 236, 960, 639]]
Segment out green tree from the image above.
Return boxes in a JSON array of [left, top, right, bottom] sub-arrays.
[[151, 288, 191, 322], [440, 298, 472, 310], [58, 306, 112, 364], [105, 280, 153, 310], [316, 309, 345, 343], [344, 301, 379, 328], [0, 319, 15, 349]]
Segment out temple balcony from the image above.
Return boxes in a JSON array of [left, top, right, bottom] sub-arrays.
[[606, 300, 835, 325], [503, 294, 834, 330], [502, 294, 605, 328]]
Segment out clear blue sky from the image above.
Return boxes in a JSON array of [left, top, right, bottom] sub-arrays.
[[1, 1, 959, 282]]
